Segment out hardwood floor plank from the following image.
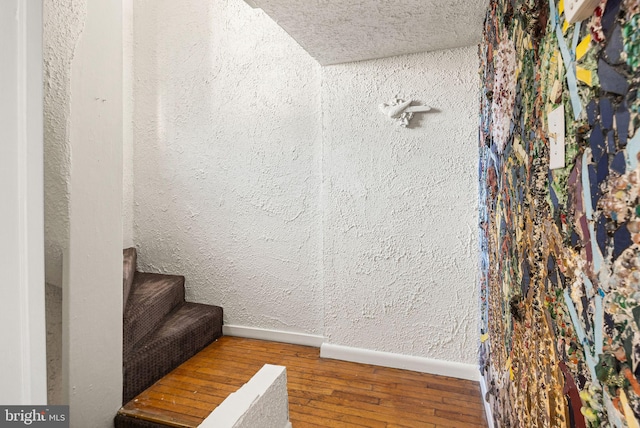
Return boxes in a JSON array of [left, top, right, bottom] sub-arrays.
[[289, 407, 374, 428], [133, 399, 211, 418], [118, 337, 488, 427], [291, 389, 441, 422], [387, 424, 436, 428], [286, 381, 335, 396], [373, 381, 484, 403], [434, 408, 487, 425], [373, 366, 479, 388], [305, 398, 436, 426], [143, 390, 221, 409], [121, 400, 209, 423], [331, 389, 381, 405], [379, 397, 484, 419], [147, 383, 227, 403], [119, 408, 200, 428], [288, 370, 376, 391], [442, 394, 488, 408], [288, 416, 335, 428], [155, 378, 235, 400], [290, 401, 387, 428]]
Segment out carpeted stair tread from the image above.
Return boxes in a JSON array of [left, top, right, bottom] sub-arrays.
[[123, 248, 137, 310], [123, 302, 223, 403], [124, 273, 185, 355]]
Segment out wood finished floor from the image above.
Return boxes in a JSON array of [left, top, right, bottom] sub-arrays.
[[119, 336, 488, 428]]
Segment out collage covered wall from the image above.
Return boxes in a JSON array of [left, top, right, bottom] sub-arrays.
[[479, 0, 640, 426]]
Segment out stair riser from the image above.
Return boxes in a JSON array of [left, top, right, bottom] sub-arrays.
[[121, 248, 224, 415], [124, 274, 186, 355], [123, 304, 223, 403]]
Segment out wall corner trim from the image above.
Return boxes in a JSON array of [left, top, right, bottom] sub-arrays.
[[479, 374, 495, 428], [222, 325, 324, 348], [320, 343, 480, 381]]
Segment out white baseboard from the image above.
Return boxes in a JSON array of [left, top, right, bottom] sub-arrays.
[[479, 374, 495, 428], [320, 342, 480, 381], [223, 325, 324, 348], [223, 325, 481, 382]]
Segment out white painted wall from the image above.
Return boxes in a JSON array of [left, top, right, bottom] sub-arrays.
[[57, 0, 124, 425], [0, 0, 47, 405], [122, 0, 134, 248], [43, 0, 84, 288], [132, 0, 479, 366], [133, 0, 324, 335], [44, 0, 134, 265], [322, 47, 479, 364]]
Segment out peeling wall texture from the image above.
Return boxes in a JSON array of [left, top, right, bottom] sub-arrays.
[[322, 47, 480, 363], [43, 0, 85, 287], [133, 0, 324, 335]]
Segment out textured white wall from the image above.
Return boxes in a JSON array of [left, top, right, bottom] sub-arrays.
[[44, 0, 134, 258], [250, 0, 488, 65], [322, 47, 479, 364], [133, 0, 479, 364], [133, 0, 324, 335], [43, 0, 85, 287]]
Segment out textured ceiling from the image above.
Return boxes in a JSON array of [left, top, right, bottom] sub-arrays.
[[245, 0, 489, 65]]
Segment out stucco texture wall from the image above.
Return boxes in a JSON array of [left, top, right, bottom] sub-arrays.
[[322, 47, 479, 363], [43, 0, 85, 287], [133, 0, 479, 364], [133, 0, 324, 335]]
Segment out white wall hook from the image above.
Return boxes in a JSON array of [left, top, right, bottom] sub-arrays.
[[379, 97, 431, 127]]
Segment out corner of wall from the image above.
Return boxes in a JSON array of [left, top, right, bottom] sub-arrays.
[[122, 0, 134, 249]]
